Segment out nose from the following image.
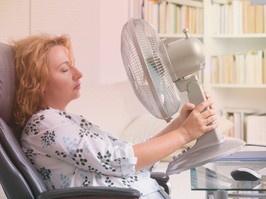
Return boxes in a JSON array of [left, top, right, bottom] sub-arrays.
[[73, 67, 83, 80]]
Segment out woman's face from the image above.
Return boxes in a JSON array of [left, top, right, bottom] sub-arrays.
[[42, 45, 82, 110]]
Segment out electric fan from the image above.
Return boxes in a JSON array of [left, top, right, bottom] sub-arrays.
[[121, 18, 245, 175]]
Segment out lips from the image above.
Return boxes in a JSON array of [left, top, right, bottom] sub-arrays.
[[74, 83, 81, 90]]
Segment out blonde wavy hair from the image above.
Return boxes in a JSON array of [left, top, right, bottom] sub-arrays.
[[12, 34, 73, 129]]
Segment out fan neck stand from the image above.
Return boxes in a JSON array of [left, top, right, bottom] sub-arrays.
[[166, 74, 245, 175], [176, 75, 222, 149]]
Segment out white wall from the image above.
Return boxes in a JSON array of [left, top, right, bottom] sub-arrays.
[[0, 0, 30, 41], [98, 0, 129, 84], [0, 0, 129, 85]]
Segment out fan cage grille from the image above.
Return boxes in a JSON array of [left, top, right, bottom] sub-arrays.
[[121, 19, 180, 121]]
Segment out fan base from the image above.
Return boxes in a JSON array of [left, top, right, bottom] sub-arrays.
[[166, 137, 245, 175]]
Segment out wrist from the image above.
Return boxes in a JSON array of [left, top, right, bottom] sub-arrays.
[[177, 126, 193, 144]]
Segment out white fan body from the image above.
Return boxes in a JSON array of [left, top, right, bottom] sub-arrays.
[[121, 18, 245, 174]]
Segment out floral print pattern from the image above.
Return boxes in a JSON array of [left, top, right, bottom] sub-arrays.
[[21, 107, 163, 198]]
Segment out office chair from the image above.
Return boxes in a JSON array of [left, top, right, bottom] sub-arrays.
[[0, 41, 170, 199]]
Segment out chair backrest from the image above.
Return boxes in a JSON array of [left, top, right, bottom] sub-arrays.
[[0, 42, 15, 125], [0, 42, 48, 198], [0, 121, 34, 199]]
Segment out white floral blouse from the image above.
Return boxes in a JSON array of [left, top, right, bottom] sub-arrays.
[[21, 107, 167, 198]]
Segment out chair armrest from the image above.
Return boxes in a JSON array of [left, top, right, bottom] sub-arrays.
[[37, 186, 141, 199], [151, 172, 170, 194]]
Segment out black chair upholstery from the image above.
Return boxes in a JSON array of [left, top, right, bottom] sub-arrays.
[[0, 119, 44, 198], [0, 41, 169, 199], [0, 42, 15, 125]]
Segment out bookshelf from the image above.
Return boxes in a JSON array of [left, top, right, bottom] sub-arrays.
[[134, 0, 204, 36], [131, 0, 266, 142], [205, 0, 266, 143]]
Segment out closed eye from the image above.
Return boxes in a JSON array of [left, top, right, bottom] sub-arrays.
[[59, 62, 71, 72], [61, 67, 69, 72]]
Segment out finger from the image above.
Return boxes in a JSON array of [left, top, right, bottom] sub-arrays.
[[204, 121, 219, 132], [209, 103, 215, 110], [196, 100, 212, 113], [207, 98, 215, 109], [201, 108, 216, 119], [204, 118, 209, 126], [204, 91, 210, 99], [205, 115, 218, 125], [183, 103, 195, 111], [204, 92, 216, 109]]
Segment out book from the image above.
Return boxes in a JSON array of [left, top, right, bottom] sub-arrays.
[[255, 5, 264, 33], [247, 1, 256, 33], [210, 56, 219, 84], [246, 114, 266, 145], [232, 0, 242, 34], [159, 0, 167, 33], [255, 50, 263, 84], [242, 0, 248, 33], [166, 2, 177, 34], [151, 1, 159, 31], [211, 3, 220, 34], [263, 49, 266, 83], [264, 4, 266, 33], [234, 53, 246, 84], [129, 0, 143, 18], [245, 51, 254, 84], [221, 108, 256, 140]]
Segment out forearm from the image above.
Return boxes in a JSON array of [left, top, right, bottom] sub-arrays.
[[151, 116, 183, 139], [133, 127, 188, 171]]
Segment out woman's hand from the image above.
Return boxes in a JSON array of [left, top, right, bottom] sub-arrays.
[[178, 103, 195, 125], [133, 92, 219, 170], [164, 92, 216, 133], [179, 92, 215, 124], [179, 99, 218, 143]]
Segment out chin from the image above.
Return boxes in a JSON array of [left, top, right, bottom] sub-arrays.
[[73, 94, 81, 100]]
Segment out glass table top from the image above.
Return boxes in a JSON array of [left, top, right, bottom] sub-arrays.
[[190, 161, 266, 192]]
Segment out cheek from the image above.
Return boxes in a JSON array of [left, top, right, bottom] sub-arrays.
[[55, 82, 73, 97], [46, 76, 71, 94]]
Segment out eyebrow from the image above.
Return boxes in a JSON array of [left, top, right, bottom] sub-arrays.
[[56, 61, 70, 69]]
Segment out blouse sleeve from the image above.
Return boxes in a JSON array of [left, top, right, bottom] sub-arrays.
[[21, 109, 137, 178]]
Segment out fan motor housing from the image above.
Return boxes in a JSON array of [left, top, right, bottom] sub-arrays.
[[166, 37, 205, 81]]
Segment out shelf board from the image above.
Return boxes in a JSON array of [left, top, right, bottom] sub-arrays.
[[210, 84, 266, 88], [166, 0, 203, 7], [211, 34, 266, 39], [159, 33, 203, 38]]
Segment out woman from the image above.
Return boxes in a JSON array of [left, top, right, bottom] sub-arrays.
[[12, 34, 218, 198]]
